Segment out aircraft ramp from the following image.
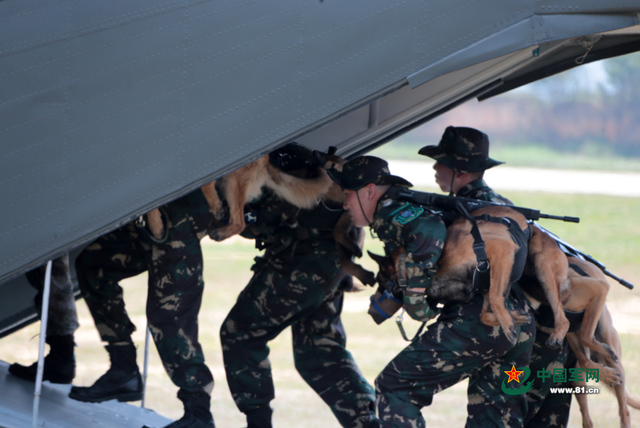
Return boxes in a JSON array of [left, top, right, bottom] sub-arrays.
[[0, 360, 171, 428]]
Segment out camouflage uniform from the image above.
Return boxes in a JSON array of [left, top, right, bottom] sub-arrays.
[[9, 254, 79, 385], [456, 178, 513, 205], [75, 189, 214, 398], [371, 191, 535, 428], [26, 254, 79, 337], [327, 154, 536, 428], [419, 126, 575, 426], [219, 189, 377, 428], [458, 179, 573, 427], [523, 333, 574, 427]]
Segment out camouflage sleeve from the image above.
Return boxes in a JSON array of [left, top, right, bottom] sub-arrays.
[[399, 214, 446, 289], [398, 214, 446, 321]]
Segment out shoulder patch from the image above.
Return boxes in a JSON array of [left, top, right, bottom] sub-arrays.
[[393, 205, 424, 224]]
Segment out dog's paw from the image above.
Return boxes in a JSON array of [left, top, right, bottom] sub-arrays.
[[600, 366, 622, 387], [213, 204, 229, 222], [360, 270, 376, 287], [545, 335, 564, 349], [604, 344, 619, 363], [511, 309, 531, 326], [208, 227, 233, 242]]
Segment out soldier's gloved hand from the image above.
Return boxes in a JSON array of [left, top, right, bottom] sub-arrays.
[[403, 288, 438, 322]]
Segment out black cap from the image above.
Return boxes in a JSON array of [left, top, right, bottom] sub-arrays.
[[327, 156, 412, 190]]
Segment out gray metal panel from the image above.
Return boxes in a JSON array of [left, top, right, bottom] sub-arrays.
[[0, 360, 172, 427], [1, 0, 639, 286]]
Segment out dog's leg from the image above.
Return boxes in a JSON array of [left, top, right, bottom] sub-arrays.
[[573, 380, 595, 428], [333, 212, 375, 286], [529, 226, 571, 348], [566, 333, 596, 428], [208, 172, 249, 241], [479, 294, 530, 327], [594, 307, 634, 427], [201, 181, 225, 221], [147, 208, 164, 240], [333, 211, 363, 257], [337, 244, 375, 287], [568, 274, 618, 365], [481, 240, 518, 343], [567, 333, 621, 388]]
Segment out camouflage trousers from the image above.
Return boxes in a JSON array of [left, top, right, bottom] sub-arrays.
[[375, 293, 536, 428], [26, 254, 79, 337], [75, 190, 214, 395], [220, 238, 378, 427], [524, 330, 575, 427]]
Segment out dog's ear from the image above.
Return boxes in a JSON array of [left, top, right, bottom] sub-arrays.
[[367, 250, 387, 266], [312, 150, 327, 168]]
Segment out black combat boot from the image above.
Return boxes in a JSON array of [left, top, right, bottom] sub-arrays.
[[69, 342, 142, 403], [246, 406, 273, 428], [9, 334, 76, 384], [161, 391, 215, 428]]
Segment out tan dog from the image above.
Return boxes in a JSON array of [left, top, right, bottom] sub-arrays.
[[367, 206, 532, 342], [520, 224, 572, 348], [365, 204, 575, 347], [427, 205, 532, 343], [145, 154, 331, 240], [147, 146, 375, 286], [553, 257, 640, 428]]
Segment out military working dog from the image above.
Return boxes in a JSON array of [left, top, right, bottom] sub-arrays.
[[367, 205, 571, 346], [146, 144, 375, 286], [535, 257, 640, 428]]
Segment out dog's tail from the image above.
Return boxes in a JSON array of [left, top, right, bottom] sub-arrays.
[[626, 388, 640, 410]]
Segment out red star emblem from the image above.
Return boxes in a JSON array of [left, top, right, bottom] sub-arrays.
[[504, 365, 524, 383]]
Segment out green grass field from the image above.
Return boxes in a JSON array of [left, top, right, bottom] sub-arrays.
[[2, 187, 640, 427], [372, 140, 640, 172]]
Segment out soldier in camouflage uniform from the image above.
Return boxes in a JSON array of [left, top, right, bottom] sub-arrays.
[[420, 126, 573, 427], [69, 189, 215, 428], [9, 254, 78, 384], [329, 155, 535, 428], [219, 187, 378, 428]]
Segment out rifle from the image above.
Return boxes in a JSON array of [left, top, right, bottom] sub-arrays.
[[535, 224, 634, 290], [386, 187, 634, 290], [386, 187, 580, 224]]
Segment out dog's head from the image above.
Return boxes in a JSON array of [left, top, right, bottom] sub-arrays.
[[269, 142, 323, 179]]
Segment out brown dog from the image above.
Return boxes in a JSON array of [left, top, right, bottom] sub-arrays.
[[427, 205, 532, 343], [147, 146, 375, 286], [553, 257, 640, 428], [364, 203, 574, 347], [367, 206, 533, 342], [520, 224, 572, 348], [145, 153, 332, 240]]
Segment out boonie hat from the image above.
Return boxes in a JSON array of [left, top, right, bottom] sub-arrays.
[[327, 156, 412, 190], [418, 126, 504, 173]]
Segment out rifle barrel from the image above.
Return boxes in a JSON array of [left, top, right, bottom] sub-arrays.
[[603, 268, 635, 290], [538, 214, 580, 223]]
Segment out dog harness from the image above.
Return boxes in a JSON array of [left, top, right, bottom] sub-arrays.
[[453, 200, 531, 296]]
